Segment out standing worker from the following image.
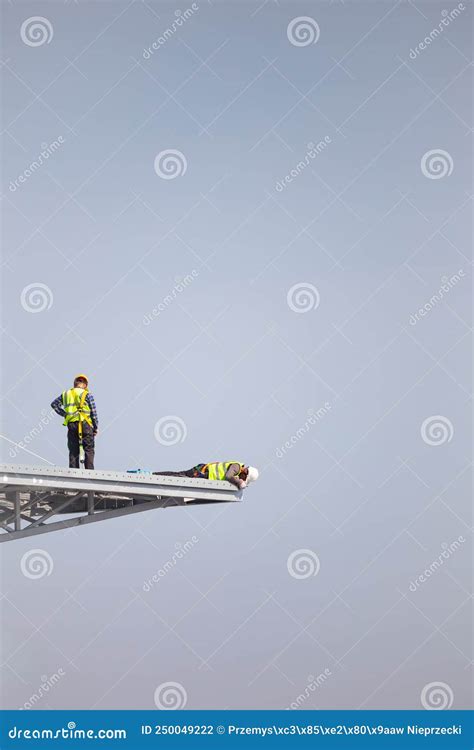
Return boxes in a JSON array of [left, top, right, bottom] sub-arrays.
[[51, 374, 99, 469]]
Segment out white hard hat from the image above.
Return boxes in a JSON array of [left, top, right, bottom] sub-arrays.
[[246, 466, 259, 483]]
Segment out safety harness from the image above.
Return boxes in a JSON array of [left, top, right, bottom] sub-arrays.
[[62, 388, 92, 466]]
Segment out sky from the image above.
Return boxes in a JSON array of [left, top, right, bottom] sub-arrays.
[[0, 0, 472, 711]]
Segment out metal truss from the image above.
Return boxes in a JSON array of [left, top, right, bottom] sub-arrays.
[[0, 464, 241, 542]]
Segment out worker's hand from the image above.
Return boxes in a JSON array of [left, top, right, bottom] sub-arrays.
[[237, 478, 247, 489], [94, 430, 99, 437]]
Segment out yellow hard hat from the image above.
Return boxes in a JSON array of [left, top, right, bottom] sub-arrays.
[[74, 373, 89, 386]]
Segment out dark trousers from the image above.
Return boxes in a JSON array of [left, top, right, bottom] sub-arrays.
[[154, 464, 206, 478], [67, 422, 95, 469]]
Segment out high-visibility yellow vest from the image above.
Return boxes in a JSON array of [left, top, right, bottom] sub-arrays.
[[205, 461, 243, 481], [62, 388, 92, 427]]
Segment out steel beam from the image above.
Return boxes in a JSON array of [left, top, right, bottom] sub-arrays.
[[27, 492, 86, 528], [0, 463, 241, 542], [0, 464, 239, 502], [0, 494, 194, 542]]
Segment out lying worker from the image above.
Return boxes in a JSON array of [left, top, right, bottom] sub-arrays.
[[154, 462, 259, 489], [51, 374, 98, 470]]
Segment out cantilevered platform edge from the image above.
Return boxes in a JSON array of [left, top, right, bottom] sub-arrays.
[[0, 464, 241, 542]]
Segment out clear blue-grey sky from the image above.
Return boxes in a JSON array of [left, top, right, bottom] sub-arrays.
[[0, 0, 472, 711]]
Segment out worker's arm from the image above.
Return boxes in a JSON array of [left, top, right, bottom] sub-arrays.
[[86, 393, 99, 433], [225, 463, 246, 489], [51, 394, 65, 418]]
